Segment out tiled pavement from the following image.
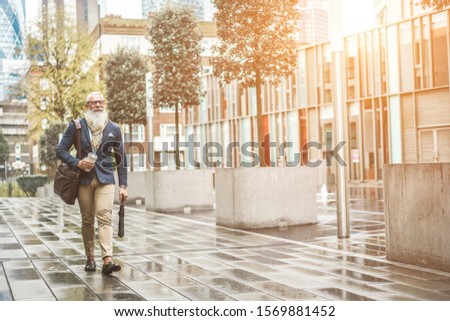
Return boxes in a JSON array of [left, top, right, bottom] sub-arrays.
[[1, 189, 450, 301]]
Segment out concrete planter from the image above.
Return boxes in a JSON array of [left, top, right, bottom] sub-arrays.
[[384, 163, 450, 272], [114, 171, 147, 205], [37, 183, 54, 198], [145, 169, 214, 213], [215, 167, 319, 229]]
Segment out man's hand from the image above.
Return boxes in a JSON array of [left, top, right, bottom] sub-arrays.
[[119, 187, 128, 204], [77, 159, 95, 171]]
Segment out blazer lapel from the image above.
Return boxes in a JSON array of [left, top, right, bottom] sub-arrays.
[[98, 121, 113, 154], [80, 118, 92, 150]]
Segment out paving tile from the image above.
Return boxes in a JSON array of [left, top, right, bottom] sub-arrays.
[[0, 275, 8, 291], [251, 281, 325, 301], [6, 268, 41, 281], [2, 196, 450, 302], [323, 269, 391, 283], [155, 272, 201, 287], [307, 287, 373, 301], [127, 282, 187, 300], [197, 276, 260, 295], [97, 292, 146, 301], [218, 268, 269, 283], [260, 272, 327, 289], [376, 266, 450, 280], [42, 271, 84, 287], [9, 280, 54, 300], [230, 292, 281, 300], [0, 291, 13, 301], [80, 274, 133, 293], [175, 285, 235, 301], [52, 286, 99, 301], [33, 260, 69, 272], [372, 283, 450, 301]]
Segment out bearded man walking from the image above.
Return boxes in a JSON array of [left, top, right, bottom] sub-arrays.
[[56, 92, 128, 275]]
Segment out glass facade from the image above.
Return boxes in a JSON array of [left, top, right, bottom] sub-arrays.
[[0, 0, 26, 101], [186, 8, 450, 181]]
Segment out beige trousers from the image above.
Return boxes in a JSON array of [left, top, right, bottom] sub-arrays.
[[78, 174, 115, 259]]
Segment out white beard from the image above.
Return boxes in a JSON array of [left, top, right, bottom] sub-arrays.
[[85, 109, 108, 128]]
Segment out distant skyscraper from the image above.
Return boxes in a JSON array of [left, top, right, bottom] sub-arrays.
[[42, 0, 99, 32], [0, 0, 27, 101], [297, 0, 329, 44], [142, 0, 205, 20]]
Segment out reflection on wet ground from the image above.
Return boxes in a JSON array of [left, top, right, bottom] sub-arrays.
[[1, 184, 450, 301]]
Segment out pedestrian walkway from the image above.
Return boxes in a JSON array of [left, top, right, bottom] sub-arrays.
[[1, 194, 450, 301]]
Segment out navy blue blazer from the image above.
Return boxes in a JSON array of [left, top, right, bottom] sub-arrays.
[[56, 118, 127, 187]]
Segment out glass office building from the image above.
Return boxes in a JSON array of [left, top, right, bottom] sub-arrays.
[[0, 0, 27, 101], [185, 7, 450, 181]]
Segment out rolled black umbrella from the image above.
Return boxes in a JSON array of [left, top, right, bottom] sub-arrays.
[[118, 204, 125, 238]]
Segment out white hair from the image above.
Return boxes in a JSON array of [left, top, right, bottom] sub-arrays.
[[86, 91, 104, 103]]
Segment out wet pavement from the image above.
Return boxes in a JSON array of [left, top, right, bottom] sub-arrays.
[[1, 184, 450, 301]]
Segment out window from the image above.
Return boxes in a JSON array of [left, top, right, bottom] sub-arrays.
[[431, 12, 449, 87], [126, 153, 146, 171], [159, 106, 175, 113], [160, 124, 182, 137], [399, 22, 413, 92], [123, 124, 145, 142], [121, 36, 140, 50]]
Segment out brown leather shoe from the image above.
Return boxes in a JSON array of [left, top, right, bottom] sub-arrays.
[[101, 262, 121, 275], [84, 259, 96, 272]]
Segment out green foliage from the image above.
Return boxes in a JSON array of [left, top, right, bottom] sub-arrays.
[[147, 7, 203, 168], [147, 7, 203, 109], [417, 1, 450, 10], [16, 175, 48, 197], [0, 130, 9, 165], [0, 182, 26, 197], [39, 122, 67, 169], [104, 47, 148, 126], [25, 9, 101, 140], [104, 47, 148, 171]]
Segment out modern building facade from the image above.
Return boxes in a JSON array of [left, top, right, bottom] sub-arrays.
[[185, 5, 450, 181], [298, 0, 329, 44], [42, 0, 99, 32], [0, 101, 30, 177], [0, 0, 30, 176], [0, 0, 27, 102]]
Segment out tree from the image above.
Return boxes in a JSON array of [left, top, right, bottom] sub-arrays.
[[0, 130, 9, 166], [39, 122, 67, 170], [104, 47, 148, 171], [418, 1, 450, 10], [25, 9, 101, 140], [147, 7, 203, 169], [212, 0, 301, 166]]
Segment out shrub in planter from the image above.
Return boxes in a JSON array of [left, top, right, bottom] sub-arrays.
[[16, 175, 48, 197]]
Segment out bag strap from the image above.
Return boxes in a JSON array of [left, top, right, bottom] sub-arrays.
[[73, 119, 81, 159]]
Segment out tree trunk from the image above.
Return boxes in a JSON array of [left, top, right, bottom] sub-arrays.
[[129, 123, 134, 172], [255, 71, 266, 167], [175, 101, 180, 170]]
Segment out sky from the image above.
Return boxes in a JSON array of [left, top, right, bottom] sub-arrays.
[[25, 0, 376, 36], [342, 0, 376, 35]]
